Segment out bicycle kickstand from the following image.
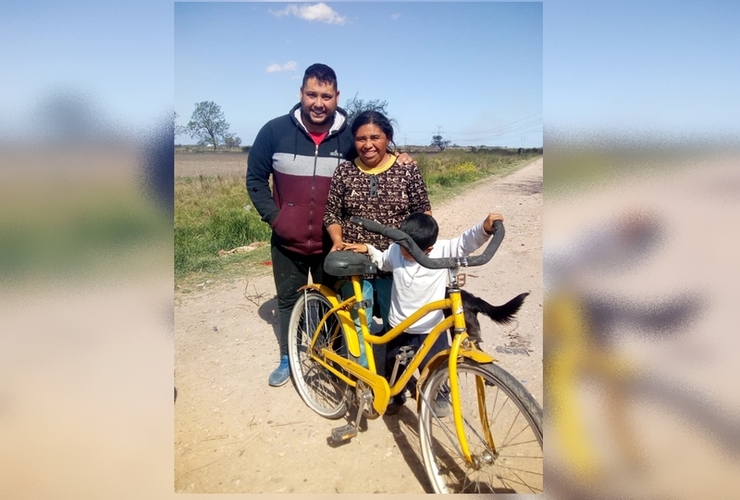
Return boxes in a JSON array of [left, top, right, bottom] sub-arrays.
[[330, 384, 373, 444]]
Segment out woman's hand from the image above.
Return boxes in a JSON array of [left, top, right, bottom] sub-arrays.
[[330, 240, 346, 252]]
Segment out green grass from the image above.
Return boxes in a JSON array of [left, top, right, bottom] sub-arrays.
[[0, 182, 171, 283], [417, 149, 540, 203], [175, 174, 272, 282], [544, 146, 703, 199], [174, 149, 541, 287]]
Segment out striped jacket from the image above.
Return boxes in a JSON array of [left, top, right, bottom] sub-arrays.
[[247, 104, 353, 255]]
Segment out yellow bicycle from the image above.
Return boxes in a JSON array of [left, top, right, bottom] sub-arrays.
[[287, 217, 543, 494]]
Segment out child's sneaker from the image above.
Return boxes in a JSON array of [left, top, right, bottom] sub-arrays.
[[385, 394, 406, 415]]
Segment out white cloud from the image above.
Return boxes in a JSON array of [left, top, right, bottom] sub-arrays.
[[391, 13, 402, 21], [270, 3, 346, 25], [266, 61, 298, 73]]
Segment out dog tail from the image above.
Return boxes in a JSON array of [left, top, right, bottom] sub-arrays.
[[462, 290, 529, 325]]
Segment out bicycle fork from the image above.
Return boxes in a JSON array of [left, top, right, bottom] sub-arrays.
[[446, 291, 497, 467]]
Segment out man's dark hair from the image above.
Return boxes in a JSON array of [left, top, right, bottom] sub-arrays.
[[302, 63, 338, 90], [351, 110, 396, 152], [400, 212, 439, 251]]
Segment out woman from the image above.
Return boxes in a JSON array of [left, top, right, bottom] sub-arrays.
[[324, 110, 431, 370]]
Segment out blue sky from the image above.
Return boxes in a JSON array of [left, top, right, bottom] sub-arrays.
[[545, 0, 740, 143], [175, 2, 543, 148], [0, 0, 173, 137], [1, 1, 738, 146]]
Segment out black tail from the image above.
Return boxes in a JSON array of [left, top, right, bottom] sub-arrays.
[[461, 289, 529, 325], [445, 289, 529, 344]]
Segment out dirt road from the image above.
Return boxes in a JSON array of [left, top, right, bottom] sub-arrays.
[[174, 158, 543, 493]]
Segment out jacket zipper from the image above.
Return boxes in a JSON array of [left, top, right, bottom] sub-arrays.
[[308, 142, 319, 253]]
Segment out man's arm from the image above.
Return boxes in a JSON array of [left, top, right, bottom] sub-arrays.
[[246, 123, 280, 225]]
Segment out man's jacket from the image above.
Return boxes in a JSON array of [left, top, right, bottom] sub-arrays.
[[247, 104, 353, 255]]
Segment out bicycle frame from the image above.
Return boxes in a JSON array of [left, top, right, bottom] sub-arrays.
[[301, 272, 498, 465]]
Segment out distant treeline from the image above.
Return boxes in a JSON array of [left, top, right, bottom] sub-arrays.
[[175, 144, 542, 155]]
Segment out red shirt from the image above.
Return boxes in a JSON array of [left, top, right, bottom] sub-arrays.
[[308, 130, 327, 145]]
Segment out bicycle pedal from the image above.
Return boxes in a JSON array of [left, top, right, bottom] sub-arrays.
[[330, 424, 357, 443]]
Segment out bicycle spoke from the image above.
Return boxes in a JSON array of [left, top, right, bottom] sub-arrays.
[[419, 361, 543, 494], [288, 291, 353, 419]]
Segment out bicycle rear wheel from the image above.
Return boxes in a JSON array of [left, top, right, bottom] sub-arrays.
[[418, 360, 543, 494], [287, 290, 354, 419]]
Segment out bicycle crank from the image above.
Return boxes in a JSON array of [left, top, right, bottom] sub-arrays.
[[330, 381, 373, 444]]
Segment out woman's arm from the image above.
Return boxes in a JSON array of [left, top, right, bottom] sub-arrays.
[[323, 165, 348, 249], [326, 223, 345, 252]]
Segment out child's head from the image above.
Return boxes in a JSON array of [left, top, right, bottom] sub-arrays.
[[399, 212, 439, 261]]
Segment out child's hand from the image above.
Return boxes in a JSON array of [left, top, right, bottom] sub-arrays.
[[343, 243, 368, 254], [483, 213, 504, 234]]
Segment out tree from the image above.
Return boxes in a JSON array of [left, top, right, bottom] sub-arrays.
[[173, 111, 188, 140], [224, 134, 242, 148], [343, 93, 389, 125], [431, 134, 451, 151], [186, 101, 231, 151]]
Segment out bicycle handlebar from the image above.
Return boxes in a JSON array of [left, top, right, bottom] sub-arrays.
[[350, 217, 505, 270]]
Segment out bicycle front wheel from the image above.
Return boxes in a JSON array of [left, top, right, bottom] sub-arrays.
[[418, 360, 543, 494], [287, 290, 354, 419]]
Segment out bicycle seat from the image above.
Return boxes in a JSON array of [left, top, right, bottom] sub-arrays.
[[324, 250, 377, 277]]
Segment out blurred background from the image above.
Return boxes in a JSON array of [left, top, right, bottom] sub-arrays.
[[1, 0, 738, 498]]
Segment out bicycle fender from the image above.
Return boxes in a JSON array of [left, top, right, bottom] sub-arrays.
[[415, 348, 497, 409], [298, 284, 363, 359]]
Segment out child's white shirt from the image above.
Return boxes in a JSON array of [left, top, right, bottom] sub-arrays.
[[365, 221, 491, 334]]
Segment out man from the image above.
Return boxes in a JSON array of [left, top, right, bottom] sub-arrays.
[[248, 63, 414, 386]]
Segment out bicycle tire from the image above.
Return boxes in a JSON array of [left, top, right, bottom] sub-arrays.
[[287, 290, 354, 419], [418, 360, 543, 494]]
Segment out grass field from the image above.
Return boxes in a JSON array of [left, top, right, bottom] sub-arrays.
[[174, 148, 541, 287]]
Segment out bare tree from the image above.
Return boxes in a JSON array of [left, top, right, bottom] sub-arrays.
[[173, 111, 188, 138], [343, 93, 389, 125]]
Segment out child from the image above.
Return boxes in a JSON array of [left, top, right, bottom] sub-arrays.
[[345, 212, 503, 413]]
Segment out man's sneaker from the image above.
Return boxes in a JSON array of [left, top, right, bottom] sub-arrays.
[[268, 355, 291, 387]]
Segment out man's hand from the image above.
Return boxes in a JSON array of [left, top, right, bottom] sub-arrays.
[[396, 152, 416, 166], [483, 213, 504, 234]]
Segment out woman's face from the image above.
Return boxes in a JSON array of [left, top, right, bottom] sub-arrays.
[[354, 123, 389, 168]]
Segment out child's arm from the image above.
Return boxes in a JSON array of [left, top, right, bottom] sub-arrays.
[[344, 242, 394, 271], [482, 213, 504, 235], [443, 213, 504, 257], [343, 243, 368, 254]]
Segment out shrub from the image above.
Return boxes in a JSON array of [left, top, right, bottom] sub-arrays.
[[428, 161, 480, 187]]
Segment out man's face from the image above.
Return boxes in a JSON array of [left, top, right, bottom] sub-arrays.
[[299, 77, 339, 130]]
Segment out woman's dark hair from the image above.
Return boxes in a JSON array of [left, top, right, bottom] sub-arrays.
[[400, 212, 439, 251], [351, 110, 396, 153]]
